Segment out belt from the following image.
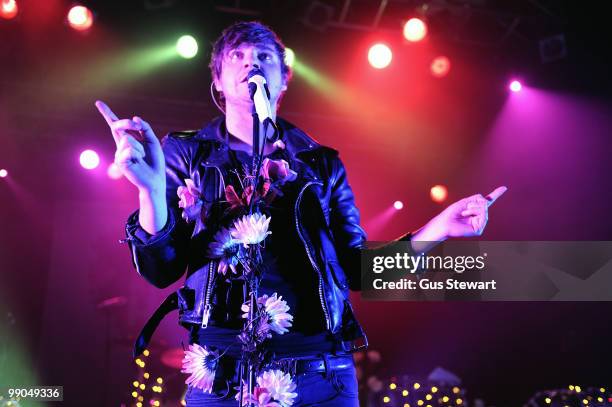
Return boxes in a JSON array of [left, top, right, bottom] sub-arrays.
[[269, 354, 354, 375]]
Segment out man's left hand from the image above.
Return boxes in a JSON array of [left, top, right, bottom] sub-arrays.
[[435, 186, 508, 239]]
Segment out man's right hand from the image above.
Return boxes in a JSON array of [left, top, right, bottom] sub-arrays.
[[95, 100, 166, 194]]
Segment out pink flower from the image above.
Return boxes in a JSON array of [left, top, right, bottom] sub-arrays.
[[177, 178, 200, 208], [223, 158, 294, 211], [225, 185, 244, 209], [225, 182, 271, 210], [237, 386, 280, 407], [272, 139, 286, 150], [261, 158, 297, 184], [177, 178, 204, 222]]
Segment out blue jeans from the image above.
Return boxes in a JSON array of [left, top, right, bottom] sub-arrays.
[[185, 364, 359, 406]]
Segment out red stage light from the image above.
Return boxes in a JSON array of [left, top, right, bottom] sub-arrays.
[[431, 56, 451, 78], [67, 5, 93, 31], [403, 18, 427, 42], [368, 43, 392, 69], [1, 0, 18, 19], [430, 185, 448, 203], [393, 200, 404, 210]]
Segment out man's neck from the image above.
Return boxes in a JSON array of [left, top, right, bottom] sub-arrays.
[[225, 103, 278, 153]]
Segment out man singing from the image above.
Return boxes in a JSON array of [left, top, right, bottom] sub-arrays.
[[96, 21, 505, 407]]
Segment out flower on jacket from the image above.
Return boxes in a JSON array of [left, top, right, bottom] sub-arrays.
[[181, 343, 218, 393], [261, 158, 297, 185], [177, 178, 204, 222], [231, 213, 272, 247], [208, 227, 240, 275], [241, 293, 293, 337], [236, 369, 297, 407], [224, 158, 295, 211], [225, 183, 271, 210], [272, 139, 285, 151]]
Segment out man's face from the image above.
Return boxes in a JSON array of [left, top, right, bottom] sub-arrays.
[[215, 42, 287, 110]]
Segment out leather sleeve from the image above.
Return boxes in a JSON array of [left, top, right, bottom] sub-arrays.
[[124, 135, 194, 289], [329, 154, 367, 291], [328, 153, 421, 290]]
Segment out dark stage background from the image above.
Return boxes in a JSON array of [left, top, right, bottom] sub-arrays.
[[1, 1, 611, 406]]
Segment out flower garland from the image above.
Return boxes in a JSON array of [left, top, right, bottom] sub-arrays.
[[178, 150, 300, 405]]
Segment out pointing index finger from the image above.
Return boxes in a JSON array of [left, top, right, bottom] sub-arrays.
[[95, 100, 119, 126], [485, 186, 508, 207]]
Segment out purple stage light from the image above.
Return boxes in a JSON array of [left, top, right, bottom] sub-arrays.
[[80, 150, 100, 170], [0, 169, 7, 178], [509, 80, 522, 92], [107, 162, 123, 179]]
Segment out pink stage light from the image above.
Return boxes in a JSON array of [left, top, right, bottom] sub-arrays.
[[67, 5, 93, 31], [431, 56, 451, 78], [430, 185, 448, 203], [509, 80, 522, 92], [403, 18, 427, 42], [393, 200, 404, 210], [80, 150, 100, 170], [0, 169, 7, 178], [107, 162, 123, 179], [1, 0, 18, 19], [368, 43, 392, 69]]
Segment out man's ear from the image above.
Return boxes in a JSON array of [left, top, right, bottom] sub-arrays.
[[281, 82, 288, 91], [213, 78, 222, 92]]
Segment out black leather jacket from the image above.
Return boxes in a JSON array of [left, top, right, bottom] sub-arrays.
[[125, 117, 412, 356]]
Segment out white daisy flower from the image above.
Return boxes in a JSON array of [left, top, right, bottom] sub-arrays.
[[208, 227, 240, 275], [241, 293, 293, 336], [257, 369, 298, 407], [236, 369, 297, 407], [180, 343, 217, 393], [231, 213, 272, 247]]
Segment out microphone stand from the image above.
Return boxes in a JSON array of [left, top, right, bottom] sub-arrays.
[[241, 74, 278, 406], [241, 100, 266, 407], [246, 106, 260, 407]]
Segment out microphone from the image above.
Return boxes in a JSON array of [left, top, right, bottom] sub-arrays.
[[247, 68, 273, 123]]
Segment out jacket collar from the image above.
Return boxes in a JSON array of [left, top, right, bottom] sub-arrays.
[[195, 116, 323, 158]]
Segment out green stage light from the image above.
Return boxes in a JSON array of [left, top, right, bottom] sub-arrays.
[[284, 47, 295, 67], [176, 35, 198, 59]]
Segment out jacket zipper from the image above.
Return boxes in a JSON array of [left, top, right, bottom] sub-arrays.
[[201, 260, 216, 328], [294, 180, 331, 330], [201, 165, 225, 329]]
